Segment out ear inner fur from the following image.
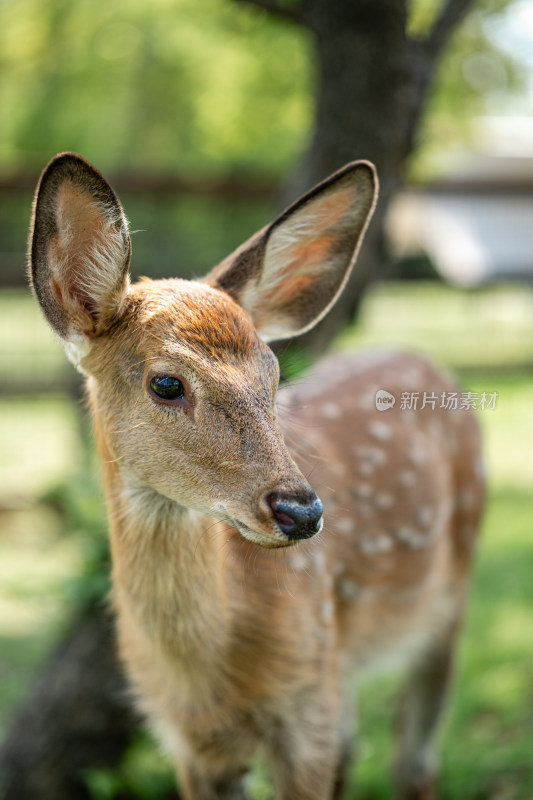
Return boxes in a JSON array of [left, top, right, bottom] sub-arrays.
[[205, 161, 377, 341], [28, 152, 131, 350]]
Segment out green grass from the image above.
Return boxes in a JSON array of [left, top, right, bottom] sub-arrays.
[[444, 487, 533, 799], [0, 283, 532, 797]]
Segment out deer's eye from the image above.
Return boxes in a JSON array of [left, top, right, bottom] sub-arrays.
[[150, 376, 185, 401]]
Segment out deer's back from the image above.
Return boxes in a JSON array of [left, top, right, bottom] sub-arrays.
[[278, 350, 484, 674]]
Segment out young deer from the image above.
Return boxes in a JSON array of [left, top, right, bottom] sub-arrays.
[[29, 153, 483, 800]]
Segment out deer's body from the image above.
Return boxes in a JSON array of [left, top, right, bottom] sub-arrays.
[[29, 154, 484, 800]]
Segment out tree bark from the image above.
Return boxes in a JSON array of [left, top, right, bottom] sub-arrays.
[[0, 603, 139, 800], [276, 0, 474, 354]]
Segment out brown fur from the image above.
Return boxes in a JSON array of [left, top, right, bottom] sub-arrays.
[[28, 153, 484, 800]]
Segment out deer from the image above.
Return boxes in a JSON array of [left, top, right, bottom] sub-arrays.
[[28, 152, 484, 800]]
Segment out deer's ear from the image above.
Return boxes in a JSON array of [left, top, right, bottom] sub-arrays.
[[206, 161, 377, 341], [28, 152, 131, 366]]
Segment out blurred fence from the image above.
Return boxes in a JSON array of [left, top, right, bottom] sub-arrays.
[[0, 175, 278, 288]]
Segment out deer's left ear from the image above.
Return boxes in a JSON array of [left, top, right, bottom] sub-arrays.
[[28, 152, 131, 367], [206, 161, 377, 341]]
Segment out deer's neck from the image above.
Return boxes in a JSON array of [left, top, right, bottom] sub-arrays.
[[106, 470, 230, 662]]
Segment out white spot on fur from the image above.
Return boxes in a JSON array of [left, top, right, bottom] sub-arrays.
[[408, 437, 428, 465], [335, 516, 355, 534], [292, 381, 323, 400], [394, 526, 430, 549], [353, 482, 373, 499], [289, 551, 310, 572], [368, 420, 393, 440], [359, 533, 394, 555], [399, 469, 417, 488], [321, 402, 342, 419], [377, 533, 394, 551], [312, 549, 326, 575], [415, 506, 434, 527], [374, 492, 394, 510], [402, 368, 424, 387], [338, 577, 359, 600], [321, 599, 334, 623], [354, 445, 387, 476]]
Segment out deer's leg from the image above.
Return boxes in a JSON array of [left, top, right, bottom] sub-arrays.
[[178, 761, 249, 800], [394, 621, 460, 800], [265, 692, 345, 800], [168, 708, 258, 800], [269, 746, 339, 800], [332, 691, 357, 800]]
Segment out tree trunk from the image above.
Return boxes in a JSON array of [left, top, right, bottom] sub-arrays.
[[278, 0, 472, 354], [0, 603, 139, 800]]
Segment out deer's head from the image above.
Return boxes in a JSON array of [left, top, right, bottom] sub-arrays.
[[29, 154, 377, 547]]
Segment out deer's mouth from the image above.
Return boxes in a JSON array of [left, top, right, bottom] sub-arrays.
[[221, 513, 295, 549], [212, 491, 323, 548], [220, 512, 322, 549]]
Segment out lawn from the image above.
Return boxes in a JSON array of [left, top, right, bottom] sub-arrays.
[[0, 282, 532, 798]]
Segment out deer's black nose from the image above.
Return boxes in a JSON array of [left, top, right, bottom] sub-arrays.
[[267, 493, 323, 540]]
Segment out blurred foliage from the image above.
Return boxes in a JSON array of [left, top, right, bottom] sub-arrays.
[[410, 0, 526, 179], [41, 451, 111, 609], [0, 0, 529, 181], [0, 0, 312, 177], [82, 734, 176, 800], [123, 192, 274, 280]]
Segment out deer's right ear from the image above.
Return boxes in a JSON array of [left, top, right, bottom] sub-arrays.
[[206, 161, 377, 342], [28, 153, 131, 366]]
